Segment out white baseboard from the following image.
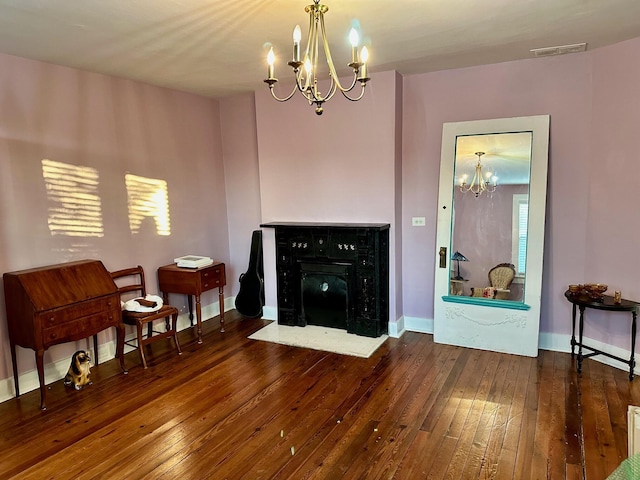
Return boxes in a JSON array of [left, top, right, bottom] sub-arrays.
[[404, 316, 434, 334], [387, 317, 404, 338], [538, 331, 571, 353], [540, 331, 639, 376], [0, 298, 234, 405], [261, 306, 277, 321]]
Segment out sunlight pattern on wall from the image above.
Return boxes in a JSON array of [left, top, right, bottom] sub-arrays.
[[41, 159, 104, 237], [125, 173, 171, 236]]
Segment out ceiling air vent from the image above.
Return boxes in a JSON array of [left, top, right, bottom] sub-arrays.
[[530, 42, 587, 57]]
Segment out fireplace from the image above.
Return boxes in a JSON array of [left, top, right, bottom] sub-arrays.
[[260, 222, 390, 338]]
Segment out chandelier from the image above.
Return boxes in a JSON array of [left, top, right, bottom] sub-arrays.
[[459, 152, 498, 197], [264, 0, 370, 115]]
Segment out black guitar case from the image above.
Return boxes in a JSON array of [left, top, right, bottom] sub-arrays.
[[235, 230, 265, 318]]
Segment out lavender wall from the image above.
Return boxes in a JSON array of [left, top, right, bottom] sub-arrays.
[[219, 94, 261, 296], [584, 38, 640, 348], [0, 53, 229, 383]]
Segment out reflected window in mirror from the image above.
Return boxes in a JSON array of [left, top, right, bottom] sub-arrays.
[[512, 193, 528, 276]]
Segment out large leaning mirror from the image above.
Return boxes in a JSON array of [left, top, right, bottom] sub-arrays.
[[433, 115, 550, 357]]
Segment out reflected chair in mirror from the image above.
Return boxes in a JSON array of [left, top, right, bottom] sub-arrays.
[[488, 263, 516, 300], [111, 265, 182, 369]]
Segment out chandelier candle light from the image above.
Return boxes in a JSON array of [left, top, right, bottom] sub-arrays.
[[264, 0, 370, 115], [459, 152, 498, 197]]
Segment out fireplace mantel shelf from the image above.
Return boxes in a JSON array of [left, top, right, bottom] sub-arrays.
[[261, 222, 390, 230]]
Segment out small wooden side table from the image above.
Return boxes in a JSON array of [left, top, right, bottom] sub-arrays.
[[564, 290, 639, 380], [158, 262, 226, 343], [450, 278, 468, 296]]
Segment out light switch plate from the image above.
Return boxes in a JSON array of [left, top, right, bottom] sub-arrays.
[[412, 216, 426, 227]]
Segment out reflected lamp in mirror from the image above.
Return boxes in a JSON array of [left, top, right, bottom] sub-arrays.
[[459, 151, 498, 197], [451, 251, 469, 280]]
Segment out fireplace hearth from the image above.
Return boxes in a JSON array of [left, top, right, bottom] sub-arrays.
[[261, 222, 390, 338]]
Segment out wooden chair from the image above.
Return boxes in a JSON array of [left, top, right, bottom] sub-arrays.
[[111, 265, 182, 368]]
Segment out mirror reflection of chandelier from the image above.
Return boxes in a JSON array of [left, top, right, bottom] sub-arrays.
[[459, 151, 498, 197], [263, 0, 370, 115]]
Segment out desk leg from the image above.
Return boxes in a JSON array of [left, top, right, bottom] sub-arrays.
[[116, 324, 127, 374], [195, 294, 203, 344], [570, 303, 577, 358], [187, 295, 194, 327], [219, 286, 225, 333], [10, 340, 19, 397], [36, 349, 47, 410], [630, 311, 637, 381], [93, 334, 99, 365], [577, 306, 585, 374]]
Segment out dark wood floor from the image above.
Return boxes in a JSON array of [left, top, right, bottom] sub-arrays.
[[1, 311, 639, 479]]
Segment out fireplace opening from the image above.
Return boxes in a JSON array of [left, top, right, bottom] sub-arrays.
[[300, 262, 353, 330]]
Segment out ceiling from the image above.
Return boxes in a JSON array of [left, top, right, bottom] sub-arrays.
[[0, 0, 639, 99], [455, 132, 533, 185]]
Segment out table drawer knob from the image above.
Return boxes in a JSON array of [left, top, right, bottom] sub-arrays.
[[203, 272, 209, 277]]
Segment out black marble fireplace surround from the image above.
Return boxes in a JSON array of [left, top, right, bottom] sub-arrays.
[[260, 222, 390, 338]]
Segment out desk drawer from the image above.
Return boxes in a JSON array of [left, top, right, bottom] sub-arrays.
[[41, 295, 118, 328], [42, 309, 120, 345], [200, 265, 225, 291]]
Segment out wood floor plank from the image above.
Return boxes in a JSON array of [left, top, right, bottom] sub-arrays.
[[457, 351, 513, 479], [565, 355, 584, 473], [493, 354, 534, 480], [585, 359, 624, 475], [512, 352, 543, 479], [580, 359, 610, 480], [477, 352, 521, 479], [2, 311, 640, 480], [549, 352, 572, 479]]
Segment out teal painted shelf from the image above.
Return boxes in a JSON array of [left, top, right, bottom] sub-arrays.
[[442, 295, 531, 311]]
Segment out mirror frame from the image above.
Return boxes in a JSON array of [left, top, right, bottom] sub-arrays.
[[433, 115, 550, 357]]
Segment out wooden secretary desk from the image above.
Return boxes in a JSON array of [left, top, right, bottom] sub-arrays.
[[3, 259, 126, 410]]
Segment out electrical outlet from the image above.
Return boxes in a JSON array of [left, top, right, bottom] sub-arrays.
[[412, 216, 426, 227]]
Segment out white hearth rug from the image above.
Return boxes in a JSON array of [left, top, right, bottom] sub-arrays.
[[248, 322, 388, 358]]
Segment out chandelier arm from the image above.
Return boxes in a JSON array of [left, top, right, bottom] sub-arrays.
[[268, 82, 299, 102], [293, 69, 312, 99], [321, 78, 338, 103], [301, 13, 331, 104], [340, 83, 367, 101], [299, 11, 316, 92], [319, 13, 358, 93]]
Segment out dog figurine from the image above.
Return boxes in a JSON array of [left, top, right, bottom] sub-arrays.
[[63, 350, 93, 390]]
